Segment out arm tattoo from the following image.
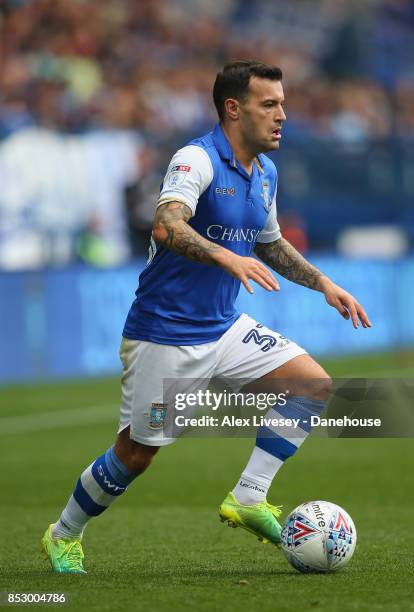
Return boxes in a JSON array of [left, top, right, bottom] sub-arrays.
[[254, 237, 323, 290], [153, 201, 222, 265]]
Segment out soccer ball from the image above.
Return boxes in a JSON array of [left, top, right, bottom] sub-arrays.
[[281, 500, 356, 573]]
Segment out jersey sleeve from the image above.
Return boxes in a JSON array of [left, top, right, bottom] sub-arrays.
[[256, 186, 282, 243], [157, 145, 213, 216]]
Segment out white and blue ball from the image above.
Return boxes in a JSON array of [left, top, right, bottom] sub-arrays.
[[281, 500, 356, 573]]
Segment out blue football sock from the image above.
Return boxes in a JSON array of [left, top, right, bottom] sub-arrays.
[[53, 446, 136, 538]]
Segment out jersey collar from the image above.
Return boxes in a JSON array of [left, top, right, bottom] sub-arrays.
[[212, 123, 265, 178], [212, 122, 237, 167]]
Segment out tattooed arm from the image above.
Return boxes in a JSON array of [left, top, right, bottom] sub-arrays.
[[152, 201, 279, 294], [153, 201, 222, 265], [254, 238, 372, 328], [254, 237, 325, 290]]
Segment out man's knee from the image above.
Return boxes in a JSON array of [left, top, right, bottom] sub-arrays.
[[114, 427, 160, 474], [248, 354, 332, 402], [309, 373, 332, 402], [290, 360, 332, 401]]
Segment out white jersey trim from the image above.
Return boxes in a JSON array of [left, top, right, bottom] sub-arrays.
[[157, 145, 213, 216]]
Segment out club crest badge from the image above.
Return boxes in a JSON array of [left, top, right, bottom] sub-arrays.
[[261, 180, 271, 211], [149, 403, 168, 429]]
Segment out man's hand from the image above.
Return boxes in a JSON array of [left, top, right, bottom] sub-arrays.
[[319, 277, 372, 329], [254, 238, 372, 329], [217, 251, 280, 294]]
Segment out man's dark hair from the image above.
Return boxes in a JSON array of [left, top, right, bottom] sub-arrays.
[[213, 60, 283, 122]]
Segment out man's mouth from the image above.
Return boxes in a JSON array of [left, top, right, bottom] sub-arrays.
[[272, 127, 282, 140]]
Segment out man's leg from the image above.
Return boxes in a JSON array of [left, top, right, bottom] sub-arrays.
[[42, 337, 216, 573], [220, 354, 331, 544], [42, 427, 159, 573], [233, 355, 331, 504]]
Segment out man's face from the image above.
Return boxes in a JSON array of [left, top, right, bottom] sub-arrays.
[[237, 77, 286, 153]]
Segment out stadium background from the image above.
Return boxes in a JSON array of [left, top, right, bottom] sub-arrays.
[[0, 2, 413, 611], [1, 0, 414, 382]]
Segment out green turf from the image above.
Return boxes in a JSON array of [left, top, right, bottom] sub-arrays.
[[0, 352, 413, 611]]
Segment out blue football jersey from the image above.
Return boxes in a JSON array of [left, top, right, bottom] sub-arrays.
[[123, 123, 281, 344]]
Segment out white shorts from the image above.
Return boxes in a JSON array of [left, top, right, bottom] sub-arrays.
[[118, 313, 306, 446]]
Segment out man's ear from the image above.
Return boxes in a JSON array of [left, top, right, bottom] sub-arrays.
[[224, 98, 240, 121]]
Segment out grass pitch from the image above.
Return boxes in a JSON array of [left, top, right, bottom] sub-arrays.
[[1, 352, 413, 612]]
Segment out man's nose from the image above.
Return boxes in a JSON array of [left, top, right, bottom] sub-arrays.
[[277, 107, 286, 121]]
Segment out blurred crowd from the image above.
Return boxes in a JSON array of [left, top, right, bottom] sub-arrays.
[[0, 0, 413, 269], [1, 0, 414, 140]]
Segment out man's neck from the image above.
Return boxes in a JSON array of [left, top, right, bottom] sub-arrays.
[[221, 123, 256, 176]]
